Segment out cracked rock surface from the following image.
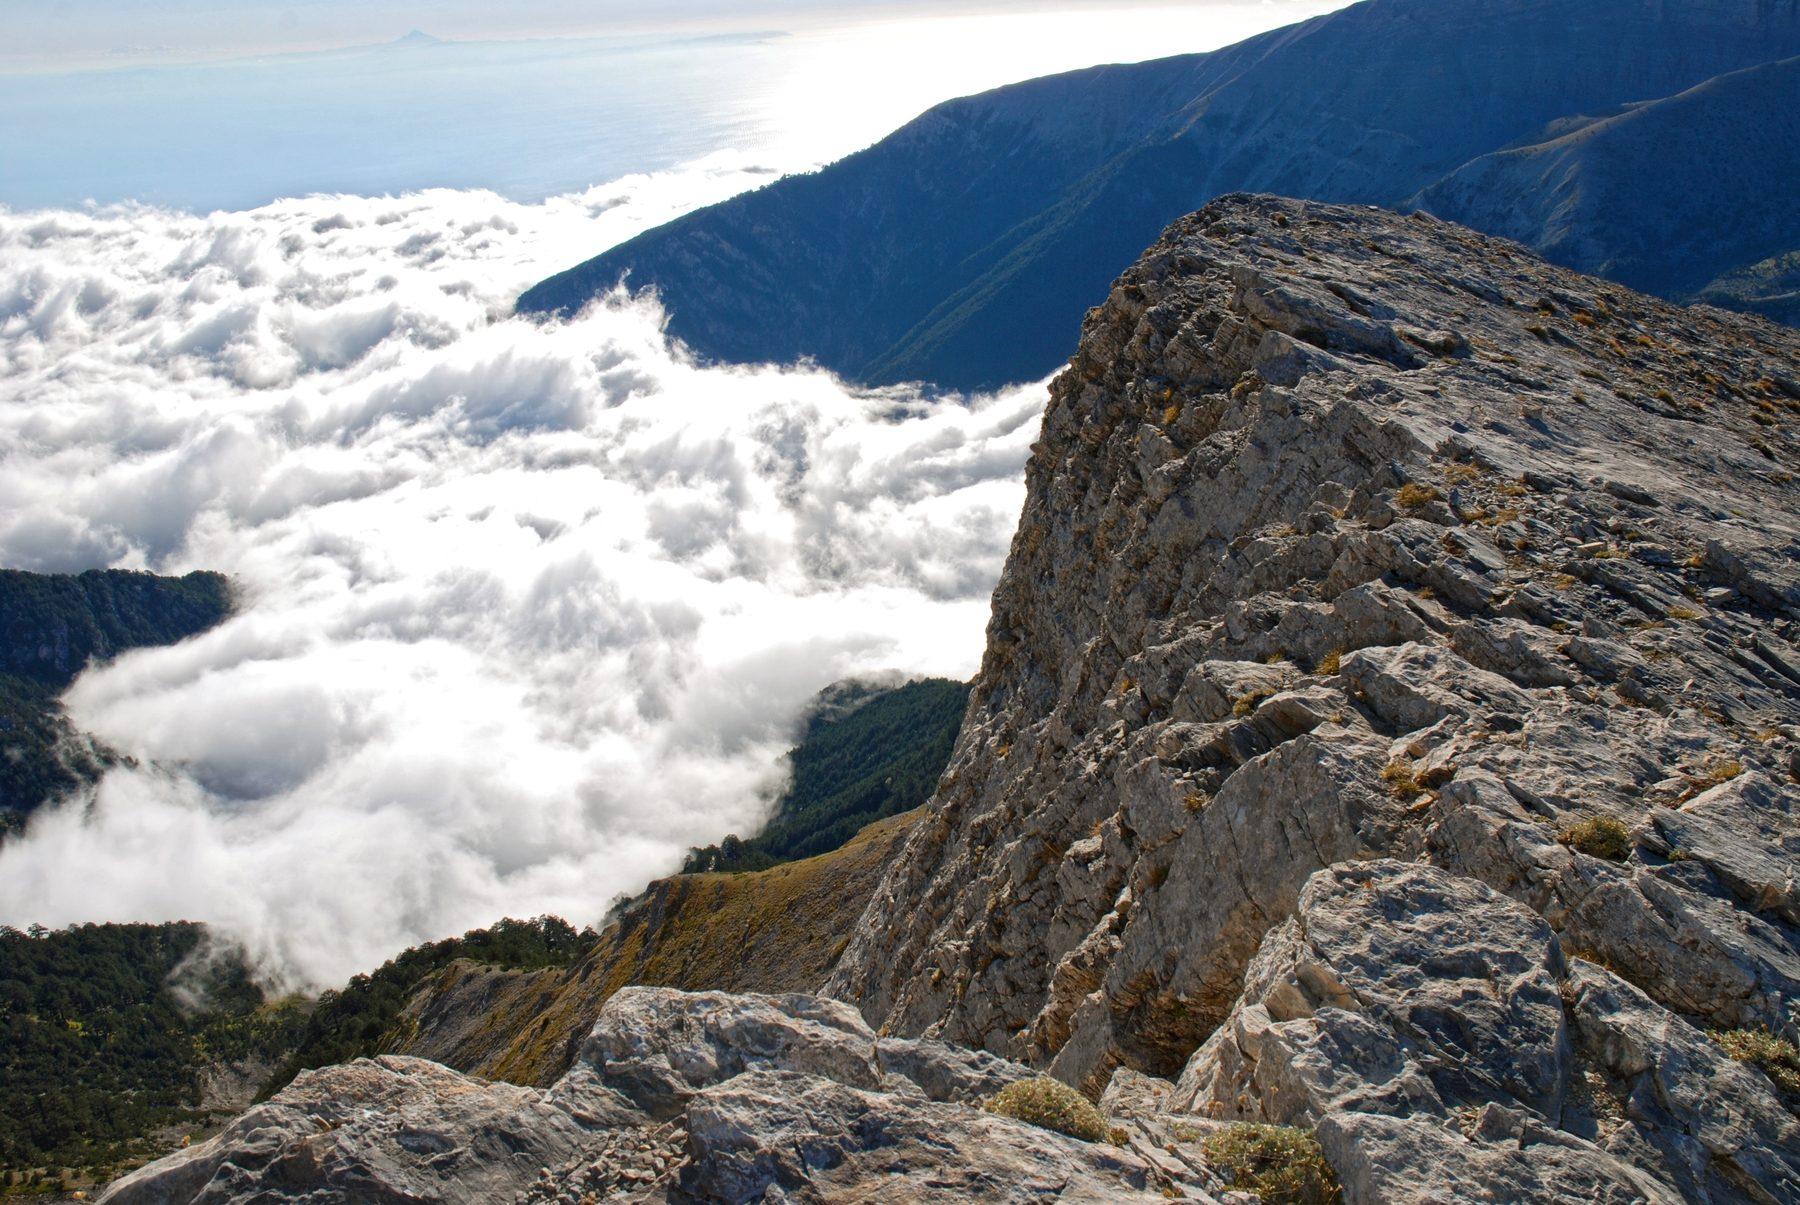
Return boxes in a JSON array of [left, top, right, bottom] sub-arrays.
[[105, 196, 1800, 1201], [827, 194, 1800, 1197], [105, 988, 1236, 1204]]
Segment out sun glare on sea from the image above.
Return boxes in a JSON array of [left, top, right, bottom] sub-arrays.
[[751, 2, 1350, 165]]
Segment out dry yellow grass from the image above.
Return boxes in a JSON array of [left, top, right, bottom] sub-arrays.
[[1395, 482, 1441, 510], [1381, 759, 1424, 800], [390, 809, 923, 1086]]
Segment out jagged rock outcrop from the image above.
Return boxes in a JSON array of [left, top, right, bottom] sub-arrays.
[[822, 194, 1800, 1195], [105, 988, 1228, 1204], [98, 1055, 629, 1204], [110, 197, 1800, 1201], [1176, 860, 1800, 1202]]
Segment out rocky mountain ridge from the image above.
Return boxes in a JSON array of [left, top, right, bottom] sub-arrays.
[[107, 197, 1800, 1200], [518, 0, 1800, 391], [822, 193, 1800, 1198]]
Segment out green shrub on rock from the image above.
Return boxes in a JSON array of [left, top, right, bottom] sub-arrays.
[[1203, 1122, 1341, 1204], [984, 1077, 1109, 1142], [1712, 1028, 1800, 1104], [1558, 814, 1633, 861]]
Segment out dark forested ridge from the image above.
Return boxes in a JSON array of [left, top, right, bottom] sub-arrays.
[[519, 0, 1800, 392], [0, 568, 233, 823], [682, 676, 969, 873], [0, 569, 232, 690]]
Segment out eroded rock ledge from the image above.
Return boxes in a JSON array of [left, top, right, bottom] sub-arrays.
[[106, 197, 1799, 1201], [102, 988, 1220, 1203], [826, 194, 1800, 1198]]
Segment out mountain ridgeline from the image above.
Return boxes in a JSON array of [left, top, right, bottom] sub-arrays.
[[0, 568, 233, 826], [111, 196, 1800, 1204], [518, 0, 1800, 392]]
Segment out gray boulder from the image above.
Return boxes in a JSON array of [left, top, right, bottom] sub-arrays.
[[682, 1069, 1167, 1203], [99, 1056, 631, 1205], [1173, 860, 1682, 1203], [577, 987, 885, 1119]]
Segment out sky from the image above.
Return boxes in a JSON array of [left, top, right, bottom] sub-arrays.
[[10, 0, 796, 65], [0, 0, 1347, 985], [2, 1, 1346, 212], [5, 0, 1325, 68]]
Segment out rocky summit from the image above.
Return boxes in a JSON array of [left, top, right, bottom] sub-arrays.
[[107, 196, 1800, 1201]]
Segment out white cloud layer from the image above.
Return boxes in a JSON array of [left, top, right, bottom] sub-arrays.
[[0, 157, 1040, 987]]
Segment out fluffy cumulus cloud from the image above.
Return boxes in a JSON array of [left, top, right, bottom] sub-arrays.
[[0, 155, 1042, 987]]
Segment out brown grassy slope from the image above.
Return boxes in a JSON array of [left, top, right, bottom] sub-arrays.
[[386, 809, 922, 1086]]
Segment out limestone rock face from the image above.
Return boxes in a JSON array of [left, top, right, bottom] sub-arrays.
[[106, 989, 1203, 1204], [824, 195, 1800, 1195], [681, 1071, 1161, 1203], [107, 196, 1800, 1202], [579, 988, 890, 1119], [98, 1055, 628, 1204], [1169, 860, 1800, 1202]]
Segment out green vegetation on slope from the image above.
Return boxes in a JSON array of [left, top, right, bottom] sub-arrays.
[[0, 916, 597, 1189], [0, 676, 111, 838], [682, 676, 968, 872], [0, 922, 304, 1184], [262, 916, 596, 1097], [0, 568, 233, 819]]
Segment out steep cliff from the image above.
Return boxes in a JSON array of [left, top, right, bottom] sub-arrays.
[[106, 199, 1800, 1201], [821, 193, 1800, 1197]]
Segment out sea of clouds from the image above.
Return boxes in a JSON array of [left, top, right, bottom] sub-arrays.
[[0, 153, 1043, 987]]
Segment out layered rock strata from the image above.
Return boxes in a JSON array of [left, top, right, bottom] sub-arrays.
[[826, 194, 1800, 1197]]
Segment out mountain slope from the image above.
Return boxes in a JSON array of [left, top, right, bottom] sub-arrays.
[[681, 676, 968, 872], [0, 569, 232, 824], [519, 0, 1800, 391], [1415, 54, 1800, 312], [110, 197, 1800, 1203], [386, 808, 922, 1087]]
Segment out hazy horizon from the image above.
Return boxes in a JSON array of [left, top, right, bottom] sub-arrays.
[[1, 2, 1347, 213], [0, 0, 1349, 984], [6, 0, 1324, 70]]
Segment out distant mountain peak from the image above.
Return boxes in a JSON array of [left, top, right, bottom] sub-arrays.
[[517, 0, 1800, 391], [392, 29, 442, 47]]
